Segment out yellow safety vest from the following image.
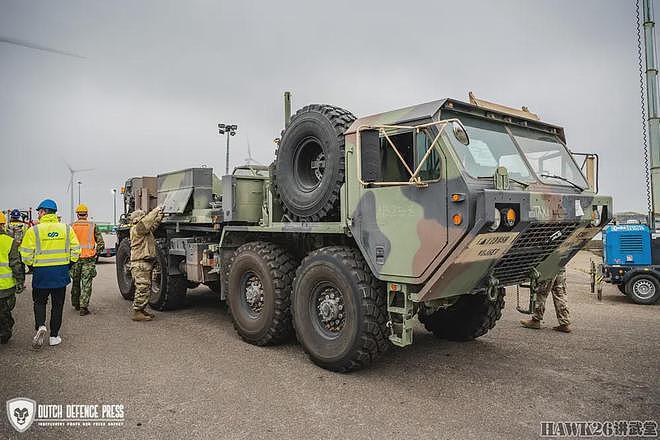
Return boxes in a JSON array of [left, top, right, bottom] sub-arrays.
[[0, 234, 16, 290], [72, 221, 97, 259], [20, 214, 81, 267]]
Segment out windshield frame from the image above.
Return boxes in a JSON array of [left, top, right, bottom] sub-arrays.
[[443, 114, 536, 183], [506, 125, 589, 190]]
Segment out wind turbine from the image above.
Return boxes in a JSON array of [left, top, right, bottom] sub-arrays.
[[65, 162, 93, 223], [244, 135, 263, 166]]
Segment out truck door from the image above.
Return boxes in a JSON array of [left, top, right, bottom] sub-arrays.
[[347, 127, 448, 279]]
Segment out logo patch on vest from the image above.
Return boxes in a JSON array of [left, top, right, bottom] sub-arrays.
[[47, 232, 59, 238]]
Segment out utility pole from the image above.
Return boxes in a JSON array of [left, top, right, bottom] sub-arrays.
[[112, 189, 117, 226], [218, 123, 238, 175], [77, 181, 82, 205]]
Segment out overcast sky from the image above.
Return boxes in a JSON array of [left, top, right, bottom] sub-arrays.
[[0, 0, 651, 223]]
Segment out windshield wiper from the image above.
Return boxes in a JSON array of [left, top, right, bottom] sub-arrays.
[[539, 173, 584, 191], [478, 176, 530, 188]]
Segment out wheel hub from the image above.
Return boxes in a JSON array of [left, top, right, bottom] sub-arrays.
[[310, 152, 326, 182], [244, 274, 264, 314], [316, 286, 344, 333], [633, 279, 655, 299]]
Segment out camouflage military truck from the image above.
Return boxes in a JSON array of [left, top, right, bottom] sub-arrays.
[[115, 94, 612, 372]]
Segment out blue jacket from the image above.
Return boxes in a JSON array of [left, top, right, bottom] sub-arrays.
[[31, 265, 71, 289]]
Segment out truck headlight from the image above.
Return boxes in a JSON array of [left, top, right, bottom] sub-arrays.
[[490, 208, 501, 231]]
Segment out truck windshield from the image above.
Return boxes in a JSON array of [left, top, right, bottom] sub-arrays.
[[447, 117, 533, 181], [510, 126, 588, 189]]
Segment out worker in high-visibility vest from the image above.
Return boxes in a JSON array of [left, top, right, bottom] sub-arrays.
[[20, 199, 80, 349], [70, 203, 104, 316], [7, 209, 28, 244], [0, 212, 25, 344]]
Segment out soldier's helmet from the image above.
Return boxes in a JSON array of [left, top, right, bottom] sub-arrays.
[[130, 210, 146, 223]]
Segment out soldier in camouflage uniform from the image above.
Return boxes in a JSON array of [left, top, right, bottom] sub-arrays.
[[0, 212, 25, 344], [129, 206, 164, 321], [521, 268, 571, 333], [7, 209, 28, 243], [70, 204, 105, 316]]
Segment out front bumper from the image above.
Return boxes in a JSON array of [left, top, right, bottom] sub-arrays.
[[417, 189, 612, 301]]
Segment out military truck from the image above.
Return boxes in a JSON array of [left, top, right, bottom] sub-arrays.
[[115, 94, 612, 372]]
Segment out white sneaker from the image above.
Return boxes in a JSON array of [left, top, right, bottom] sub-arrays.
[[32, 326, 47, 349], [49, 336, 62, 346]]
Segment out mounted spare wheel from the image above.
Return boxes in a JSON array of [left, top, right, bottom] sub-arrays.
[[273, 104, 356, 222]]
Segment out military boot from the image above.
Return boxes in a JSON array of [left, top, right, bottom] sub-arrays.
[[142, 309, 155, 319], [553, 324, 572, 333], [79, 307, 90, 316], [520, 318, 541, 329], [131, 310, 153, 322]]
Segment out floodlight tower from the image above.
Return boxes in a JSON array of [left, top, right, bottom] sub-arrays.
[[218, 123, 238, 175]]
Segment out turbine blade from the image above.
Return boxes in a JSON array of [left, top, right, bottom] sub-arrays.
[[0, 37, 86, 59]]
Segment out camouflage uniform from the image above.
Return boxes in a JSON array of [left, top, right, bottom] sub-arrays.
[[70, 224, 104, 309], [0, 228, 25, 343], [533, 269, 570, 326], [130, 207, 164, 312], [7, 221, 28, 244]]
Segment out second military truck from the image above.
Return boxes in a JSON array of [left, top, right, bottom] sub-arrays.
[[116, 95, 612, 372]]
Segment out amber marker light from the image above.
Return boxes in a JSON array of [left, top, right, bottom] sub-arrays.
[[504, 208, 516, 227], [452, 213, 462, 225]]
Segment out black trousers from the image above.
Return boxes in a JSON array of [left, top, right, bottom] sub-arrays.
[[33, 287, 66, 337]]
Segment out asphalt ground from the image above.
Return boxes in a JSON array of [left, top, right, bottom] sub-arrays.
[[0, 251, 658, 440]]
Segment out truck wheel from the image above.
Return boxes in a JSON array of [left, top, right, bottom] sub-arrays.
[[227, 241, 296, 346], [115, 238, 135, 300], [148, 240, 187, 311], [627, 274, 660, 305], [292, 246, 389, 372], [273, 104, 356, 222], [419, 289, 505, 341]]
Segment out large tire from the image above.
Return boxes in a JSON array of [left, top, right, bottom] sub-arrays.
[[419, 289, 505, 341], [226, 241, 296, 346], [626, 274, 660, 305], [273, 104, 356, 222], [116, 238, 135, 300], [292, 246, 389, 372], [148, 239, 187, 311]]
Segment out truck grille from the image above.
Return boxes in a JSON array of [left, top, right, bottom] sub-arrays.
[[491, 222, 582, 285]]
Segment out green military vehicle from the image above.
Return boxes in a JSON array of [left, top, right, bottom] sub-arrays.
[[115, 94, 612, 372]]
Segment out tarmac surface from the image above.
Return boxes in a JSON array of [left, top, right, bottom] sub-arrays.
[[0, 251, 658, 439]]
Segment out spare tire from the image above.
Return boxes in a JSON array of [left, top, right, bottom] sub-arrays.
[[273, 104, 356, 222]]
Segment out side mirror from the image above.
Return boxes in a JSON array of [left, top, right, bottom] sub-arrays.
[[360, 129, 381, 183], [452, 121, 470, 146]]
